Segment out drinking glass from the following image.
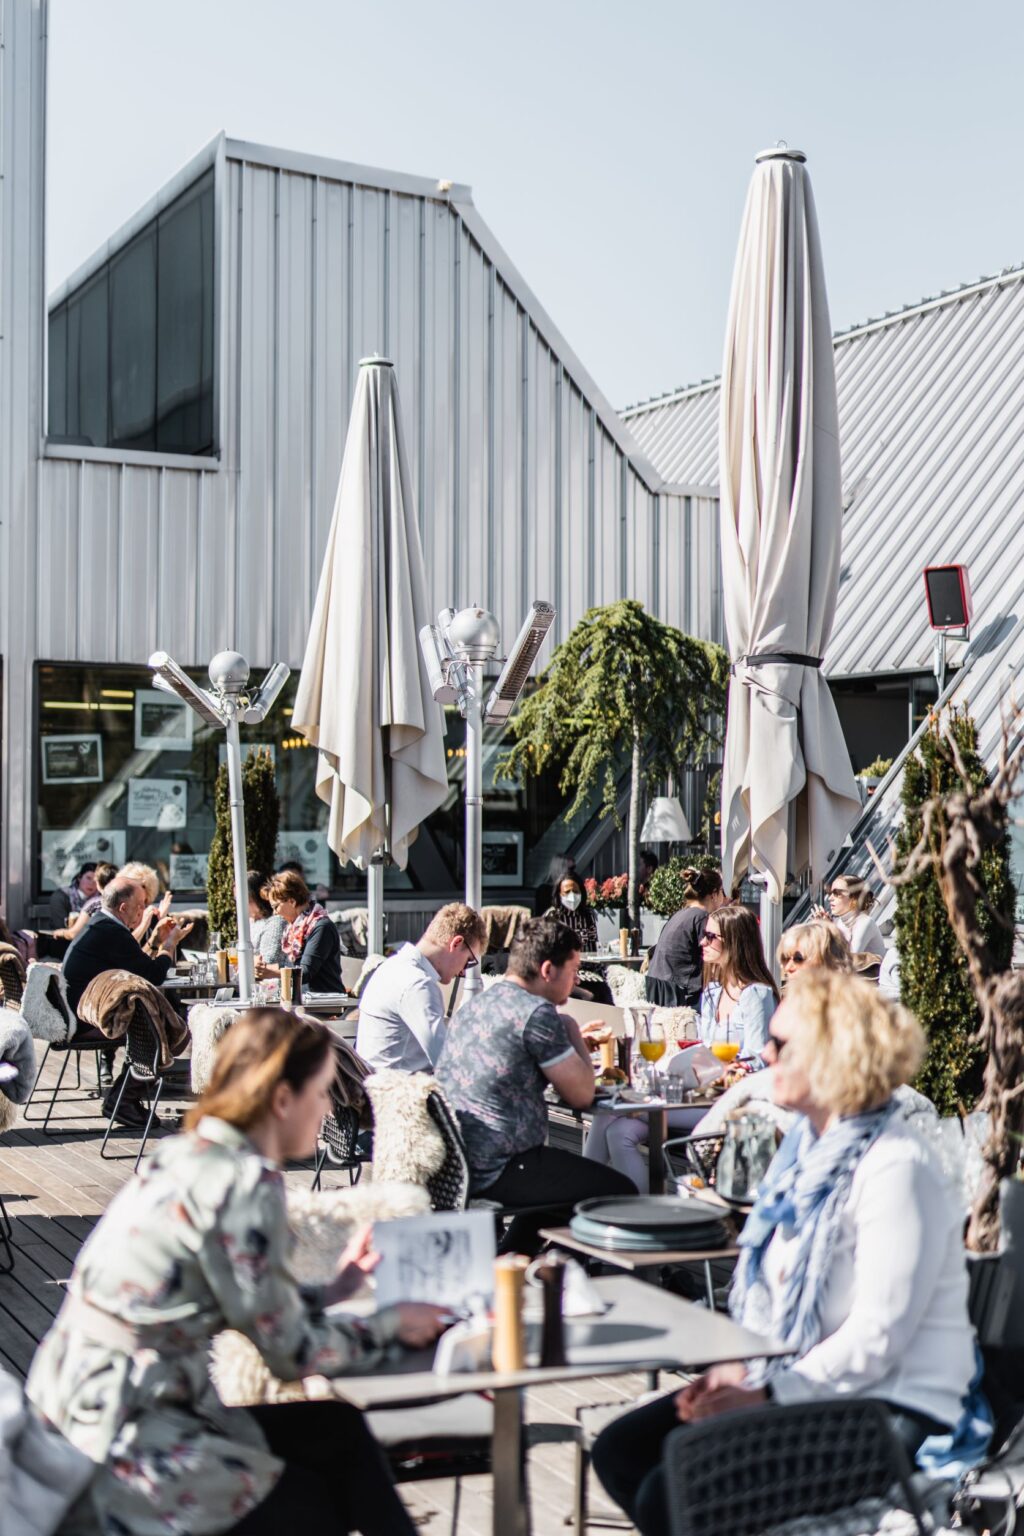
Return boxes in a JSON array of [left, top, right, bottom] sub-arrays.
[[637, 1016, 666, 1095]]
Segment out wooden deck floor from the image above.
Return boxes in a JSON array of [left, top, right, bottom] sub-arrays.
[[0, 1042, 654, 1535]]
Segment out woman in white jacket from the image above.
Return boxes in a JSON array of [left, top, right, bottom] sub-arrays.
[[592, 971, 978, 1536]]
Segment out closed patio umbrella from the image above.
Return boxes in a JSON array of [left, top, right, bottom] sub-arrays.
[[293, 357, 448, 953], [718, 148, 860, 957]]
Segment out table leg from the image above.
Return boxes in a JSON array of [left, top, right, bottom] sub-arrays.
[[492, 1386, 530, 1536], [703, 1259, 716, 1311], [647, 1108, 668, 1195]]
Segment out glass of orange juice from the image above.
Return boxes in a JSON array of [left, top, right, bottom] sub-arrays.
[[637, 1017, 666, 1094], [710, 1039, 740, 1064]]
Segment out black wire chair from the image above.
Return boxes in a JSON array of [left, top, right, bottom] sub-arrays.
[[0, 1191, 14, 1274], [424, 1091, 472, 1212], [664, 1399, 928, 1536], [100, 1004, 175, 1172], [662, 1133, 726, 1196], [22, 967, 111, 1135], [310, 1106, 365, 1190]]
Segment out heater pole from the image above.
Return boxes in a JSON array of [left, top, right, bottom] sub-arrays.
[[224, 707, 255, 1004]]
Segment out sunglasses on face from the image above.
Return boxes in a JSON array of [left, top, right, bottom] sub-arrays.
[[782, 950, 806, 966], [702, 931, 722, 946]]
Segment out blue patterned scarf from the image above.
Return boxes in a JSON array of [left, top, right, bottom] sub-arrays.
[[730, 1099, 899, 1380]]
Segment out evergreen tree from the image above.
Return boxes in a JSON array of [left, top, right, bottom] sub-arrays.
[[206, 747, 281, 943], [895, 708, 1014, 1113], [497, 600, 728, 928]]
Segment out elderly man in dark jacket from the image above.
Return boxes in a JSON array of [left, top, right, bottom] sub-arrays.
[[62, 878, 191, 1126]]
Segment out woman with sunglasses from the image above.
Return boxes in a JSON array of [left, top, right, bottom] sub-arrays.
[[819, 875, 886, 960], [698, 905, 778, 1066], [591, 973, 978, 1536]]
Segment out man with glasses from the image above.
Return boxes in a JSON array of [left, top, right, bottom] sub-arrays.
[[355, 903, 486, 1073]]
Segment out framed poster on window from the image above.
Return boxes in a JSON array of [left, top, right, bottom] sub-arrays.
[[135, 689, 194, 752], [276, 831, 331, 890], [128, 777, 188, 829], [481, 830, 524, 887], [40, 829, 126, 891], [41, 734, 103, 785]]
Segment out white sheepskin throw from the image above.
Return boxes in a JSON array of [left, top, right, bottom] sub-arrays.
[[0, 1093, 16, 1134], [364, 1070, 446, 1188], [188, 1004, 239, 1094], [19, 963, 73, 1044], [210, 1180, 429, 1407], [606, 965, 647, 1005], [654, 1006, 699, 1045]]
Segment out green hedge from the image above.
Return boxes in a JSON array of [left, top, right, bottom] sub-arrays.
[[894, 708, 1013, 1114], [206, 747, 281, 944]]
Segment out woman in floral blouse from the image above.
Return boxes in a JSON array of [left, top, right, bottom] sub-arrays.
[[27, 1008, 449, 1535]]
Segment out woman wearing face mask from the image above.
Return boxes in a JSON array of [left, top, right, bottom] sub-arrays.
[[544, 877, 613, 1005]]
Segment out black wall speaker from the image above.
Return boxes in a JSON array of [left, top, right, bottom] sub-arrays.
[[923, 565, 972, 630]]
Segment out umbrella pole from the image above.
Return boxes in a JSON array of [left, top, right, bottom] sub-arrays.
[[759, 888, 782, 986], [368, 860, 385, 957], [224, 709, 255, 1004], [464, 661, 484, 996]]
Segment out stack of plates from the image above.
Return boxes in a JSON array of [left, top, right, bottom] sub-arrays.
[[570, 1196, 730, 1252]]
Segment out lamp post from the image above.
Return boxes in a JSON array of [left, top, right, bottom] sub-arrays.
[[148, 650, 290, 1004], [420, 601, 555, 995]]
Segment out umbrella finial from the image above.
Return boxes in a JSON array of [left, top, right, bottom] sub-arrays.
[[755, 143, 807, 164]]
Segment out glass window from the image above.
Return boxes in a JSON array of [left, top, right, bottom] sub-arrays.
[[48, 306, 67, 440], [109, 228, 157, 449], [157, 170, 214, 452], [46, 169, 215, 456], [34, 664, 586, 909]]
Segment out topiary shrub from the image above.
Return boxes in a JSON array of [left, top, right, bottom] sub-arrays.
[[895, 707, 1013, 1114], [206, 748, 281, 944], [645, 853, 722, 918]]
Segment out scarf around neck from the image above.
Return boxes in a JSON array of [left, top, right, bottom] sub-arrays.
[[730, 1097, 898, 1379], [282, 900, 328, 962]]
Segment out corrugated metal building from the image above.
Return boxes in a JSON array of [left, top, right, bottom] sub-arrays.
[[1, 0, 723, 923]]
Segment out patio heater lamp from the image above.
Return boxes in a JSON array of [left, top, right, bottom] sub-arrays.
[[419, 601, 555, 993], [147, 651, 291, 1004]]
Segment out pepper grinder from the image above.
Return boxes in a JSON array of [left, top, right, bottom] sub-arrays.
[[534, 1256, 568, 1368]]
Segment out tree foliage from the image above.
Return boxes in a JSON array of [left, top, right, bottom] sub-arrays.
[[646, 853, 722, 918], [894, 708, 1014, 1116], [206, 747, 281, 944], [497, 600, 729, 925]]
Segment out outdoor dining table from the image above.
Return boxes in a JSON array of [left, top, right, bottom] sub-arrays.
[[326, 1273, 784, 1536], [539, 1225, 740, 1311]]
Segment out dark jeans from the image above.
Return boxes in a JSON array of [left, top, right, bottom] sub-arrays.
[[591, 1390, 951, 1536], [230, 1401, 416, 1536], [479, 1144, 637, 1256]]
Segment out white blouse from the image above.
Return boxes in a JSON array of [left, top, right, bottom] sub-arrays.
[[840, 910, 886, 959], [765, 1118, 974, 1427]]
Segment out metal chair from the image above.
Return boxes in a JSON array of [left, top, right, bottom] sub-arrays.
[[662, 1133, 726, 1196], [310, 1106, 365, 1190], [424, 1090, 473, 1212], [663, 1399, 928, 1536], [0, 946, 27, 1008], [22, 965, 111, 1134], [0, 1191, 14, 1274], [100, 1004, 174, 1172]]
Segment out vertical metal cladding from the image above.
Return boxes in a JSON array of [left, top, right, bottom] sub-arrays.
[[36, 141, 722, 677]]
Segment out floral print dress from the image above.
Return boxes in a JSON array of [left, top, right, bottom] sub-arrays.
[[26, 1117, 402, 1536]]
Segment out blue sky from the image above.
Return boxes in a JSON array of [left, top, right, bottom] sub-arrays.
[[47, 0, 1024, 408]]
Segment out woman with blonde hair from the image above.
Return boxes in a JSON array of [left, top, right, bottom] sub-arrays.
[[27, 1008, 449, 1535], [593, 972, 979, 1536], [778, 919, 853, 981], [822, 874, 886, 959]]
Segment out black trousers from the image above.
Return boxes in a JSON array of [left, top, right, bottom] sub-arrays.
[[478, 1144, 637, 1256], [591, 1389, 950, 1536], [230, 1401, 416, 1536]]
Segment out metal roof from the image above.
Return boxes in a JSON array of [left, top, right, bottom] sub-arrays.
[[787, 589, 1024, 926], [622, 267, 1024, 678]]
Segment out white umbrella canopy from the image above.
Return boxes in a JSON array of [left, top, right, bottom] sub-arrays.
[[293, 358, 448, 895], [719, 148, 861, 907]]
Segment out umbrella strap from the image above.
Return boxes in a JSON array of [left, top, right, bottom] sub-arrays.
[[731, 651, 822, 675]]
